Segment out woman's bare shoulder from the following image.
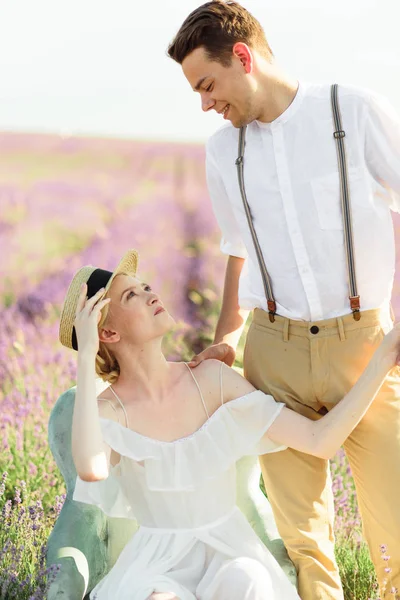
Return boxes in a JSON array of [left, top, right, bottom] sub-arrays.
[[96, 388, 120, 424], [191, 359, 256, 404]]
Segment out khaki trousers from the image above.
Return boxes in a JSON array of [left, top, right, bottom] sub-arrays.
[[243, 306, 400, 600]]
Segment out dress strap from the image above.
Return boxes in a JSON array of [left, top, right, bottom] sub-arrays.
[[184, 363, 210, 419], [97, 398, 119, 420], [108, 385, 130, 428]]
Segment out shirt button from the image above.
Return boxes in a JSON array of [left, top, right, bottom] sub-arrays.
[[310, 325, 319, 334]]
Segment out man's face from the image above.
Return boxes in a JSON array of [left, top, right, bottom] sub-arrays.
[[182, 46, 256, 128]]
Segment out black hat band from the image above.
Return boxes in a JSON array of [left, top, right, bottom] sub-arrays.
[[71, 268, 113, 351]]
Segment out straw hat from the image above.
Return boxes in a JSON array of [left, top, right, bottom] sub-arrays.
[[59, 249, 139, 351]]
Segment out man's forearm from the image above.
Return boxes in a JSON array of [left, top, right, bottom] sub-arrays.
[[214, 308, 249, 348], [214, 255, 249, 349]]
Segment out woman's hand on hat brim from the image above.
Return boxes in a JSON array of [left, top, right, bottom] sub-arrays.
[[74, 284, 111, 355]]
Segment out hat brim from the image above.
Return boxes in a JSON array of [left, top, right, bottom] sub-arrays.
[[102, 249, 139, 298], [59, 249, 139, 350]]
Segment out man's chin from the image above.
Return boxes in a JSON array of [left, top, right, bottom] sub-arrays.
[[228, 114, 242, 128], [231, 117, 249, 129], [228, 111, 256, 129]]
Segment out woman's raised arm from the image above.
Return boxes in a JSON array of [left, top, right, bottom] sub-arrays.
[[72, 283, 112, 481]]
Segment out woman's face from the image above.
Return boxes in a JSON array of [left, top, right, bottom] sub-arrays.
[[98, 273, 175, 347]]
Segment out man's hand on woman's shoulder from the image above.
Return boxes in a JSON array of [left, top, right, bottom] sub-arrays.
[[188, 342, 236, 368]]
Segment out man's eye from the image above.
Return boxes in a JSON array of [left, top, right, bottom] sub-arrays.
[[145, 285, 152, 292], [128, 291, 135, 299], [206, 84, 213, 92]]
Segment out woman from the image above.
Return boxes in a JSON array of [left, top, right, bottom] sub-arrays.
[[61, 249, 400, 600]]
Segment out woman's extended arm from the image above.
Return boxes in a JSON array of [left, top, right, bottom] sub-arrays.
[[222, 323, 400, 459], [266, 356, 388, 459]]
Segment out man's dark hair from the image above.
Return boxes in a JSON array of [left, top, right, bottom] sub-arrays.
[[167, 0, 273, 67]]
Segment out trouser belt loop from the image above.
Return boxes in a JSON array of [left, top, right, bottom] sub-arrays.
[[283, 318, 289, 343], [337, 317, 346, 342]]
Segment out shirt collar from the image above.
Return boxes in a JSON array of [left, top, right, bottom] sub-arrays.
[[255, 80, 305, 129]]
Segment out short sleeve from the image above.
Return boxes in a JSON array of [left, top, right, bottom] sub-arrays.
[[206, 138, 248, 259], [223, 391, 288, 456], [364, 90, 400, 211]]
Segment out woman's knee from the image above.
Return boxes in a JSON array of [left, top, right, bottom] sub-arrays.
[[221, 557, 273, 591]]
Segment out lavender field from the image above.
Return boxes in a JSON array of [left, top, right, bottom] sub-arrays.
[[0, 131, 399, 599]]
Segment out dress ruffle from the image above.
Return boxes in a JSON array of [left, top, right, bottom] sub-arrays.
[[73, 391, 287, 516], [99, 391, 285, 492]]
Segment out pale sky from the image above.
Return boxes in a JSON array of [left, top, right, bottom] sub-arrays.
[[0, 0, 399, 142]]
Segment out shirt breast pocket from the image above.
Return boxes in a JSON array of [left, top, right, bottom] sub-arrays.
[[311, 167, 362, 231]]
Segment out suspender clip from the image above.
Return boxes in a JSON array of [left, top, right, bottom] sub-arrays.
[[334, 130, 346, 139], [267, 300, 276, 323], [349, 296, 361, 321], [235, 156, 243, 165]]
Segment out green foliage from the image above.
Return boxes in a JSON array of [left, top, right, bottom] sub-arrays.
[[0, 474, 61, 599], [335, 536, 379, 600]]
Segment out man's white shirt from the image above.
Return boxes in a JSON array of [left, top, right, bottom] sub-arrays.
[[206, 81, 400, 322]]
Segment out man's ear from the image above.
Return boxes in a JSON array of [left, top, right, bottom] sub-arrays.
[[232, 42, 253, 74]]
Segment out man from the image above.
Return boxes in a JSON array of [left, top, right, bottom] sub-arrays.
[[167, 1, 400, 599]]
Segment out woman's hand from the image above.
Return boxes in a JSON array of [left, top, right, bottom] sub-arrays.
[[73, 283, 111, 356], [373, 322, 400, 374]]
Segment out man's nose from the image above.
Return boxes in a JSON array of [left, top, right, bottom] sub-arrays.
[[201, 96, 215, 113]]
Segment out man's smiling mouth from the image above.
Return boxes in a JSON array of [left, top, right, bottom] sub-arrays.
[[218, 104, 230, 116]]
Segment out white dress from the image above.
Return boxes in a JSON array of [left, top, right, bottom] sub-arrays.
[[73, 363, 300, 600]]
